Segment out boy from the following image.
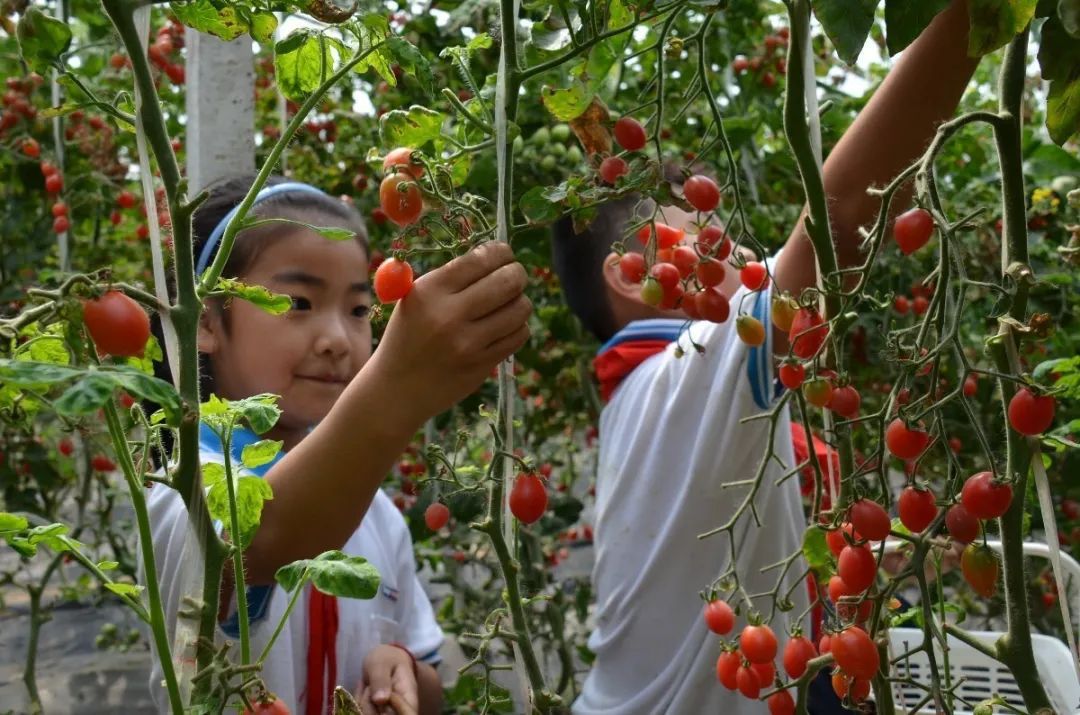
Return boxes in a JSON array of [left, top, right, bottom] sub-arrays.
[[551, 3, 978, 712]]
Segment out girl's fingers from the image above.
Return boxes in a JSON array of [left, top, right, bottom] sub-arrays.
[[428, 241, 515, 294], [388, 692, 419, 715], [473, 294, 533, 348], [457, 261, 529, 320], [481, 322, 531, 364]]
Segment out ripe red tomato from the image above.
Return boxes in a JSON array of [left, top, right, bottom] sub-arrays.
[[684, 174, 721, 213], [619, 252, 646, 283], [21, 138, 40, 157], [671, 246, 697, 278], [838, 544, 876, 593], [735, 664, 760, 698], [827, 385, 861, 420], [912, 295, 929, 315], [960, 471, 1013, 519], [732, 56, 750, 73], [51, 201, 67, 218], [164, 63, 185, 84], [613, 116, 647, 152], [831, 673, 871, 701], [83, 290, 150, 357], [782, 635, 817, 678], [767, 689, 795, 715], [242, 696, 290, 715], [599, 156, 628, 185], [91, 455, 117, 472], [849, 499, 891, 542], [379, 173, 423, 226], [894, 207, 934, 254], [696, 225, 731, 258], [637, 222, 684, 249], [424, 502, 450, 531], [58, 438, 74, 457], [649, 262, 680, 292], [703, 599, 735, 634], [831, 626, 879, 680], [885, 418, 930, 460], [945, 503, 980, 544], [802, 377, 833, 408], [736, 315, 766, 346], [373, 258, 414, 303], [893, 295, 910, 314], [1007, 387, 1055, 435], [963, 375, 978, 397], [116, 189, 136, 209], [961, 543, 999, 597], [696, 288, 730, 323], [682, 290, 702, 319], [750, 660, 775, 688], [695, 257, 725, 287], [109, 53, 127, 69], [739, 624, 778, 664], [40, 161, 58, 177], [1063, 499, 1080, 521], [383, 146, 423, 178], [658, 282, 684, 310], [898, 486, 938, 533], [119, 392, 135, 409], [826, 523, 860, 558], [716, 650, 740, 690], [45, 173, 63, 193], [509, 473, 547, 524], [788, 308, 828, 359], [53, 216, 70, 234], [739, 261, 769, 291], [818, 633, 832, 654], [778, 362, 805, 390]]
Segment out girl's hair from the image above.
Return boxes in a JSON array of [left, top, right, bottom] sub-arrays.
[[147, 175, 369, 459]]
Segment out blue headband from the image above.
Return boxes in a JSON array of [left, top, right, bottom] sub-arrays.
[[196, 182, 331, 275]]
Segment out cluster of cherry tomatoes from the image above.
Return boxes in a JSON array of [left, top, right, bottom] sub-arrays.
[[731, 28, 789, 89], [0, 73, 43, 135]]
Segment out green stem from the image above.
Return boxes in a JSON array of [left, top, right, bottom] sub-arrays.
[[257, 570, 309, 664], [222, 425, 251, 665]]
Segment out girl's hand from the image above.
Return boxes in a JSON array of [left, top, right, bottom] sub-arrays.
[[357, 644, 420, 715], [370, 241, 532, 421]]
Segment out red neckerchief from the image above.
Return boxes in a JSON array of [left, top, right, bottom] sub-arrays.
[[305, 587, 338, 715], [592, 339, 673, 402]]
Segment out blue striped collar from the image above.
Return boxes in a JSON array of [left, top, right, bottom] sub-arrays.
[[198, 422, 285, 478], [597, 318, 686, 355]]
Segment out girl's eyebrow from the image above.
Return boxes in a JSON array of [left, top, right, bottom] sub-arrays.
[[271, 269, 370, 293]]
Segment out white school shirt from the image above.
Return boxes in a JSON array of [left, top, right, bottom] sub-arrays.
[[144, 423, 443, 713], [573, 283, 808, 715]]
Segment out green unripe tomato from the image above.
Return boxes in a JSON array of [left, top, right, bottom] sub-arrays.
[[551, 123, 571, 142], [640, 279, 663, 306], [566, 146, 583, 164], [540, 155, 557, 171], [512, 135, 524, 153], [548, 142, 567, 157], [531, 127, 550, 146]]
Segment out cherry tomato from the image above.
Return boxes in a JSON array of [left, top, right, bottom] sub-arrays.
[[91, 455, 117, 472], [379, 173, 423, 226], [894, 207, 934, 254], [778, 362, 805, 390], [898, 486, 938, 533], [912, 295, 929, 315], [83, 290, 150, 357], [885, 418, 930, 460], [945, 503, 980, 544], [21, 138, 40, 157], [695, 257, 725, 287], [961, 543, 999, 597], [696, 288, 730, 323], [782, 635, 817, 678], [767, 689, 795, 715], [640, 279, 664, 306], [736, 315, 766, 346], [702, 599, 735, 635], [58, 438, 74, 457], [849, 499, 891, 542], [613, 116, 647, 152], [732, 57, 750, 73], [960, 471, 1013, 519], [838, 544, 876, 593], [832, 673, 871, 701], [788, 308, 828, 359], [831, 625, 879, 680], [116, 189, 137, 209], [716, 650, 740, 690], [826, 523, 860, 558], [242, 696, 291, 715], [424, 502, 450, 531], [383, 146, 423, 178], [509, 473, 547, 524], [736, 664, 761, 699], [40, 161, 58, 177], [697, 225, 731, 258], [599, 156, 629, 185], [373, 258, 414, 303], [818, 634, 832, 654], [637, 222, 684, 249], [963, 375, 978, 397], [649, 262, 680, 292], [771, 295, 798, 332], [45, 173, 63, 194], [740, 261, 769, 291], [682, 290, 702, 319], [802, 377, 833, 408], [739, 624, 778, 664], [1008, 387, 1055, 435], [893, 295, 910, 314], [750, 660, 775, 688], [671, 246, 698, 278], [53, 216, 69, 234], [827, 385, 861, 420], [618, 252, 646, 283], [684, 174, 720, 212]]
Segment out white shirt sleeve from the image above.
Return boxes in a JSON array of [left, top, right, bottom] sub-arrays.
[[389, 513, 444, 665]]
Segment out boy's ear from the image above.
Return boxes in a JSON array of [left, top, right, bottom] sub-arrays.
[[197, 304, 222, 354], [601, 250, 644, 308]]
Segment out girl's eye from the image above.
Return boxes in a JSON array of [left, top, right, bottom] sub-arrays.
[[352, 304, 370, 318], [289, 296, 312, 311]]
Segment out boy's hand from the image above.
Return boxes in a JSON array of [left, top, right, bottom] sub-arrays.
[[357, 644, 420, 715], [371, 241, 532, 420]]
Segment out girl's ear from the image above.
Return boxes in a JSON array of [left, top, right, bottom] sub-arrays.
[[197, 303, 222, 355]]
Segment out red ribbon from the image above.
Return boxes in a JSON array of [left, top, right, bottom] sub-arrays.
[[305, 588, 338, 715], [592, 339, 672, 402]]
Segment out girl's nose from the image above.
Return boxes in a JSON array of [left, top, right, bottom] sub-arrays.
[[314, 314, 351, 357]]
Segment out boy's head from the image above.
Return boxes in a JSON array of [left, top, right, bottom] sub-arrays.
[[189, 175, 372, 442], [551, 177, 746, 343]]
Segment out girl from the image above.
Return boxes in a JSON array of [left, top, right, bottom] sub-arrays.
[[145, 175, 532, 714]]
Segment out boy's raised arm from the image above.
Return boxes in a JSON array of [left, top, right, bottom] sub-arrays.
[[772, 0, 979, 353]]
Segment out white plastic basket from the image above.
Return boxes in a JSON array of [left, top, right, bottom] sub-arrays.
[[881, 540, 1080, 714]]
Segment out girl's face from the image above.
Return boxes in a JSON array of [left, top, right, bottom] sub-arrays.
[[198, 226, 371, 447]]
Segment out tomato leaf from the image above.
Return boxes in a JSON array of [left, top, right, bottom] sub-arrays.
[[1058, 0, 1080, 36], [248, 11, 279, 43], [351, 15, 396, 85], [206, 469, 273, 549], [1038, 15, 1080, 144], [275, 550, 381, 599], [211, 277, 292, 315], [241, 439, 283, 469], [0, 513, 29, 534], [379, 105, 444, 149], [16, 7, 72, 73], [0, 359, 81, 386], [170, 1, 249, 41], [811, 0, 879, 65], [968, 0, 1038, 56], [520, 186, 566, 225], [104, 582, 144, 598], [388, 37, 433, 97], [883, 0, 951, 54], [276, 29, 342, 100], [802, 525, 832, 573]]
